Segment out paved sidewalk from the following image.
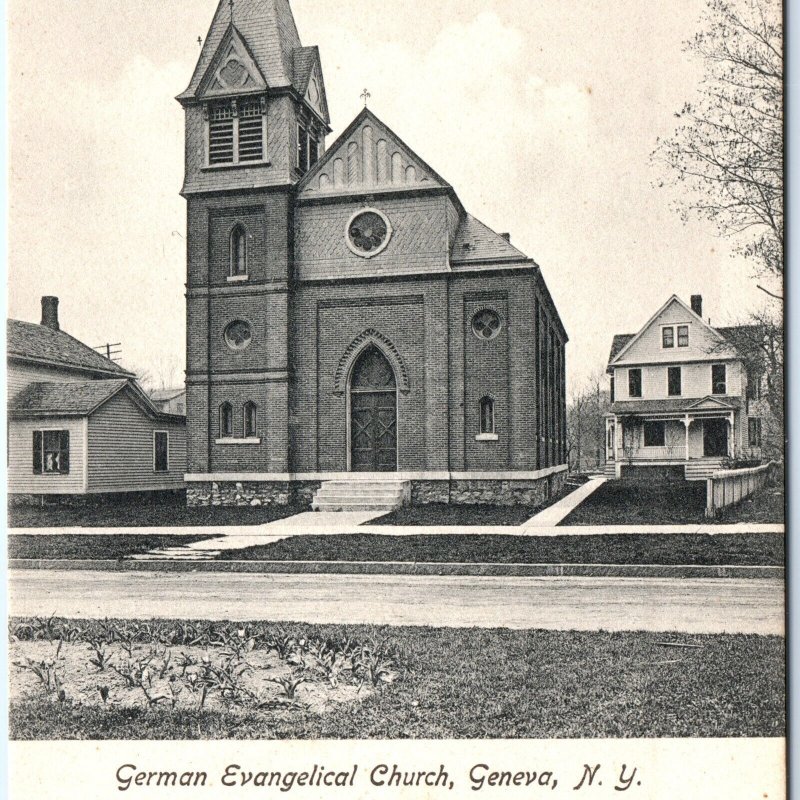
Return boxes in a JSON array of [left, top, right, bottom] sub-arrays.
[[12, 509, 784, 562], [522, 477, 606, 527]]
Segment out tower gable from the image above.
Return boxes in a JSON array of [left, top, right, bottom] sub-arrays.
[[197, 26, 268, 98], [297, 108, 450, 198], [293, 46, 330, 124]]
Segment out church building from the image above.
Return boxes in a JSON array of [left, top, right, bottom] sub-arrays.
[[179, 0, 568, 508]]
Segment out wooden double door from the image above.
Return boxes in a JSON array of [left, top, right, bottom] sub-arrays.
[[349, 345, 398, 472]]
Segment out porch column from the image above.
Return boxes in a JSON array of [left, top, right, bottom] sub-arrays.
[[615, 416, 621, 460], [683, 415, 691, 460], [728, 412, 735, 458]]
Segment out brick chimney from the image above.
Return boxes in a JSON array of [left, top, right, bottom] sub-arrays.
[[40, 296, 60, 331], [690, 294, 703, 318], [499, 232, 511, 242]]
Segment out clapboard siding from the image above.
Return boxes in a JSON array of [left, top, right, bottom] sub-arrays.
[[8, 417, 87, 494], [87, 391, 186, 492], [614, 361, 744, 402]]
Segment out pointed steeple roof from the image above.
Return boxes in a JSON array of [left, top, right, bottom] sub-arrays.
[[179, 0, 303, 100]]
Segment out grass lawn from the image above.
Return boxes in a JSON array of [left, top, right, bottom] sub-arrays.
[[371, 485, 576, 526], [8, 494, 305, 529], [8, 618, 784, 739], [559, 481, 784, 526], [8, 534, 215, 560], [214, 532, 783, 566]]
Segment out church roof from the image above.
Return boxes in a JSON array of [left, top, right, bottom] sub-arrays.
[[292, 46, 318, 94], [179, 0, 310, 100], [7, 319, 134, 378], [450, 214, 529, 264]]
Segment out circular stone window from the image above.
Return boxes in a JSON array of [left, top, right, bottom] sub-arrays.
[[471, 309, 503, 341], [224, 320, 253, 350], [346, 209, 392, 259]]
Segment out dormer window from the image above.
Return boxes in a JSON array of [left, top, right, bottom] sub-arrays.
[[207, 97, 266, 166]]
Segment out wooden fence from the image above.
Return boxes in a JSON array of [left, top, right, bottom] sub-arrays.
[[705, 461, 778, 518]]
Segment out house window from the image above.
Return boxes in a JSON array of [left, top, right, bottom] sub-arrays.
[[667, 366, 682, 396], [677, 325, 689, 347], [748, 417, 762, 448], [33, 430, 69, 475], [154, 431, 169, 472], [243, 402, 258, 438], [479, 397, 495, 434], [662, 327, 674, 348], [297, 123, 318, 174], [747, 369, 762, 401], [207, 97, 265, 166], [643, 421, 665, 447], [220, 402, 233, 437], [628, 368, 642, 398], [711, 364, 727, 395], [229, 225, 247, 276]]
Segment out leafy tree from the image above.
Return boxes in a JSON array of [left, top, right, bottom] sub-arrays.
[[653, 0, 783, 285]]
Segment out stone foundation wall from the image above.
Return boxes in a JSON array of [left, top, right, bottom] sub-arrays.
[[411, 470, 566, 506], [187, 481, 291, 507], [410, 480, 450, 504]]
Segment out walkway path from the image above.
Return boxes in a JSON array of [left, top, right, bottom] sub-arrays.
[[9, 569, 784, 635], [521, 477, 606, 527]]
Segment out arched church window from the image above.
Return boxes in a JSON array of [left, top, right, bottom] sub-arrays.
[[243, 402, 258, 438], [219, 403, 233, 438], [479, 397, 495, 434], [351, 345, 397, 391], [230, 225, 247, 276]]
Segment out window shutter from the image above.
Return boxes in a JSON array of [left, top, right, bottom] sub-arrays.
[[60, 431, 70, 473], [33, 430, 42, 474], [238, 100, 263, 162], [209, 103, 235, 164]]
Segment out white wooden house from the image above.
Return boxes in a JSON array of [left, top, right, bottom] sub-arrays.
[[7, 297, 186, 502], [604, 294, 764, 480]]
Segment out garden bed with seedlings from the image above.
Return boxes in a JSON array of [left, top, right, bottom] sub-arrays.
[[8, 616, 785, 739], [10, 617, 401, 728]]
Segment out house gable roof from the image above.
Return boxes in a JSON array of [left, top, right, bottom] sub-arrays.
[[297, 107, 452, 199], [7, 319, 134, 378], [178, 0, 308, 101], [10, 379, 185, 422], [608, 295, 738, 368], [686, 395, 737, 410]]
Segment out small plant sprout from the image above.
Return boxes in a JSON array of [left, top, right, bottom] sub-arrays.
[[266, 671, 307, 701], [87, 641, 113, 672], [98, 685, 110, 704]]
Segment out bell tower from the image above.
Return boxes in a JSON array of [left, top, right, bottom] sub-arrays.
[[178, 0, 330, 495]]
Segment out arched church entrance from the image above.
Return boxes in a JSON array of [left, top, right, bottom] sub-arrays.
[[349, 345, 398, 472]]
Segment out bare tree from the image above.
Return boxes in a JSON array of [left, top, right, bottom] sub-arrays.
[[567, 372, 612, 472], [652, 0, 783, 285]]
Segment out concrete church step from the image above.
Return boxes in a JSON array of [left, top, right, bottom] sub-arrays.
[[311, 479, 410, 512]]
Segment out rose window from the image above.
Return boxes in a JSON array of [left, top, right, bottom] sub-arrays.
[[346, 210, 391, 258], [224, 320, 252, 350], [471, 309, 502, 340]]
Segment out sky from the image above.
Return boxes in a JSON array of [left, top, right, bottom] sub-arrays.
[[7, 0, 770, 393]]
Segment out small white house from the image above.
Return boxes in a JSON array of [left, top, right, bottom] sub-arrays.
[[8, 297, 186, 502], [604, 294, 764, 480]]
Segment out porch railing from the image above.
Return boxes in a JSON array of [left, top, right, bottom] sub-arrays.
[[705, 461, 778, 518]]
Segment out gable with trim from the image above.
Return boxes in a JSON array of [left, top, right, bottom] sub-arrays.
[[197, 26, 268, 98], [297, 108, 450, 198], [611, 295, 739, 366]]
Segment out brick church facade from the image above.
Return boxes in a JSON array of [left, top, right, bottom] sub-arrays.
[[179, 0, 568, 507]]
